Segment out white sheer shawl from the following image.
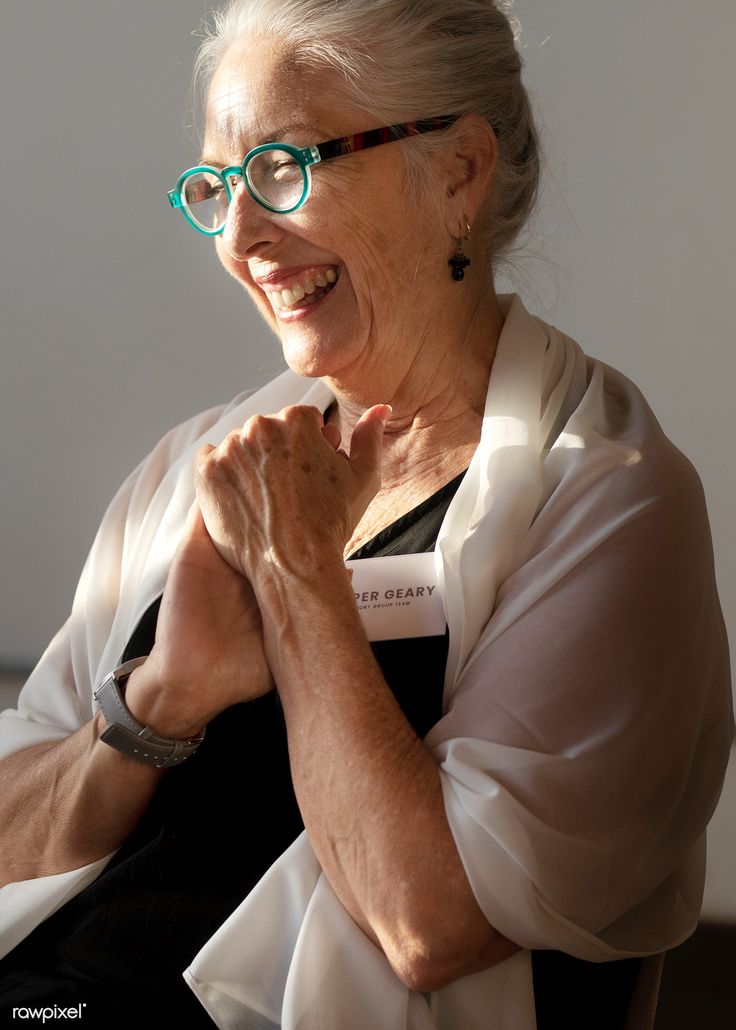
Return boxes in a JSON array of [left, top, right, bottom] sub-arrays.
[[1, 295, 731, 1029]]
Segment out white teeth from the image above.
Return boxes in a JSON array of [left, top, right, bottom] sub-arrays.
[[265, 268, 338, 312]]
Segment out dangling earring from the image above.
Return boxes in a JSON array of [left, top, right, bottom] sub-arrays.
[[448, 215, 472, 281]]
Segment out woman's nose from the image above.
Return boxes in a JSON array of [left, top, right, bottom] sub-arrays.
[[220, 180, 280, 260]]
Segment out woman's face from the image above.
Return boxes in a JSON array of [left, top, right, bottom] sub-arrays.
[[204, 38, 448, 386]]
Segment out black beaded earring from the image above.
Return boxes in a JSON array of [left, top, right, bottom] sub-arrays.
[[448, 215, 472, 281]]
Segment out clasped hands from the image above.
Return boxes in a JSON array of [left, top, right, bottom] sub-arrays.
[[139, 403, 391, 732]]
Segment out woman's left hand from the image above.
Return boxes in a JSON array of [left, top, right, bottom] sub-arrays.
[[193, 403, 390, 590]]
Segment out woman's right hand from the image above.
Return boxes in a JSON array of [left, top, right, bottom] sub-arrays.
[[124, 500, 273, 739], [0, 499, 270, 884]]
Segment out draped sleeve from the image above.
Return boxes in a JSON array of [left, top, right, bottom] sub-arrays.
[[0, 390, 266, 957], [0, 400, 232, 759], [427, 356, 733, 961], [0, 370, 331, 960]]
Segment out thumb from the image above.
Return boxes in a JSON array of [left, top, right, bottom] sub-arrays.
[[193, 443, 216, 477], [192, 443, 217, 503], [349, 404, 392, 481], [180, 499, 209, 545]]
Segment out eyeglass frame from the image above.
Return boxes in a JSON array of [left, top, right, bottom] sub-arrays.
[[167, 115, 459, 235]]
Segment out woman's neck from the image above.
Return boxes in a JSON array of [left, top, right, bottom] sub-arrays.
[[330, 288, 505, 560], [326, 288, 505, 493]]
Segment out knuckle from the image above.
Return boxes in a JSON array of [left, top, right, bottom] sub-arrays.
[[284, 404, 320, 425], [282, 405, 303, 423], [194, 449, 215, 484], [196, 434, 243, 483], [193, 452, 207, 477], [222, 430, 243, 458], [243, 413, 270, 441], [303, 405, 322, 420]]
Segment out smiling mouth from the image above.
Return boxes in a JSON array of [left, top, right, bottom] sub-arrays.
[[261, 267, 339, 314]]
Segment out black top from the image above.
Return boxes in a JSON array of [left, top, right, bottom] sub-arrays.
[[0, 467, 641, 1028]]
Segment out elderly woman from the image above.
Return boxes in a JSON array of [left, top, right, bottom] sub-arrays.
[[0, 1, 731, 1028]]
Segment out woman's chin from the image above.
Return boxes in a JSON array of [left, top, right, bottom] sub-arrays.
[[278, 327, 356, 381]]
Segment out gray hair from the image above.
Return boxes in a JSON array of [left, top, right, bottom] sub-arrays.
[[194, 0, 541, 271]]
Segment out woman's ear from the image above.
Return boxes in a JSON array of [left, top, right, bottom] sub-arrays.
[[441, 113, 498, 232]]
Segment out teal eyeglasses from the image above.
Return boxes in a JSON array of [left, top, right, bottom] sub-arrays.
[[167, 116, 458, 235]]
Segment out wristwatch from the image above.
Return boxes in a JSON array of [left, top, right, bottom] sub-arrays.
[[93, 657, 205, 768]]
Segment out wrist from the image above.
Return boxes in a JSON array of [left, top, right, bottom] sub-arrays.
[[259, 562, 370, 687], [256, 553, 355, 625], [123, 662, 210, 740]]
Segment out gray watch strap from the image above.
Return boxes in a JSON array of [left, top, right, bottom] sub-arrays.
[[93, 657, 205, 768]]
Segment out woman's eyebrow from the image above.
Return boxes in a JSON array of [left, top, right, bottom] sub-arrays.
[[199, 121, 327, 165], [256, 121, 326, 144], [197, 156, 224, 168]]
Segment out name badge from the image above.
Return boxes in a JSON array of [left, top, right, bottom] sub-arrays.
[[344, 552, 445, 642]]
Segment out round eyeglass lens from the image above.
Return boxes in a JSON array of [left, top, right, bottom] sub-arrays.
[[247, 149, 306, 211], [181, 171, 229, 232]]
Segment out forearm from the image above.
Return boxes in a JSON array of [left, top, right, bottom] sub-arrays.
[[0, 708, 163, 888], [263, 565, 518, 991]]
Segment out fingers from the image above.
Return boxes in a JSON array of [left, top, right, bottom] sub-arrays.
[[322, 422, 342, 451], [349, 404, 391, 481], [271, 404, 325, 427], [183, 498, 203, 533], [193, 443, 216, 487], [195, 405, 388, 478], [176, 500, 219, 570]]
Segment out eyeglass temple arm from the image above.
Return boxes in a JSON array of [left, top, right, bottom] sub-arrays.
[[167, 189, 182, 209], [315, 116, 458, 162]]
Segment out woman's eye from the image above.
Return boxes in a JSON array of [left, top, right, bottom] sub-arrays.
[[198, 182, 226, 206], [272, 160, 300, 181]]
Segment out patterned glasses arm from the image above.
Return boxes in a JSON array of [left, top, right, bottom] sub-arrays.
[[315, 116, 458, 161]]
